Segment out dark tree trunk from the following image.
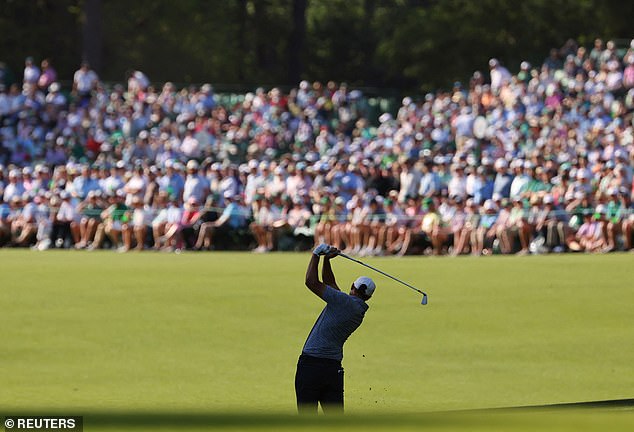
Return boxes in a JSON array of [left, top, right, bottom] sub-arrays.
[[254, 0, 270, 71], [82, 0, 103, 73], [288, 0, 307, 84], [237, 0, 248, 81]]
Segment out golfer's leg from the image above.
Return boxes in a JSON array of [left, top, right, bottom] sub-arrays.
[[321, 366, 344, 414], [295, 363, 320, 414]]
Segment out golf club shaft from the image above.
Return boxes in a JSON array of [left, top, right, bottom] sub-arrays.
[[337, 252, 426, 296]]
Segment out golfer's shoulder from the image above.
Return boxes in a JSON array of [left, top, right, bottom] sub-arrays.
[[322, 285, 347, 302]]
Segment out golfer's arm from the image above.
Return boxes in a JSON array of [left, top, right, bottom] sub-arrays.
[[321, 257, 339, 291], [305, 254, 326, 298]]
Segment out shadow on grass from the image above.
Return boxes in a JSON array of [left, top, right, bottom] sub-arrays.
[[3, 399, 632, 429]]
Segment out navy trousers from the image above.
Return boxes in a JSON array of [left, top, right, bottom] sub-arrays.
[[295, 354, 344, 414]]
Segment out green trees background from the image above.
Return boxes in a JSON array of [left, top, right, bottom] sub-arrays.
[[1, 0, 633, 91]]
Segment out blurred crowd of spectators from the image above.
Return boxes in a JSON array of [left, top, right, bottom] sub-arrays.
[[1, 38, 633, 255]]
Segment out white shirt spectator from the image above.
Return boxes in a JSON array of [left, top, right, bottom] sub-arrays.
[[3, 179, 24, 202], [490, 60, 512, 91], [181, 134, 201, 158], [286, 172, 313, 198], [74, 66, 99, 93], [183, 174, 207, 204], [448, 172, 467, 199], [398, 168, 421, 202], [510, 174, 529, 199], [57, 200, 76, 222], [23, 63, 40, 84], [124, 174, 147, 205]]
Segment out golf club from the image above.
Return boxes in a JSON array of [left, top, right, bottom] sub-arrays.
[[337, 252, 428, 305]]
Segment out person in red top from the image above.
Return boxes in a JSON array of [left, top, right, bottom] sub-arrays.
[[179, 197, 202, 250]]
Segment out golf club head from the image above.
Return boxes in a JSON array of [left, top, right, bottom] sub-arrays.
[[421, 294, 428, 305]]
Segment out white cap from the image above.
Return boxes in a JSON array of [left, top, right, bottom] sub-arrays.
[[483, 199, 497, 211], [494, 158, 508, 169], [353, 276, 376, 299]]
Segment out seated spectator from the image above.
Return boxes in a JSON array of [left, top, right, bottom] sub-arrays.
[[179, 197, 203, 249], [507, 197, 532, 255], [272, 195, 313, 251], [160, 197, 185, 251], [420, 198, 449, 256], [12, 194, 38, 246], [534, 194, 567, 252], [313, 197, 334, 247], [250, 195, 276, 252], [122, 196, 151, 251], [449, 197, 468, 255], [204, 191, 248, 250], [193, 195, 221, 251], [454, 198, 479, 256], [472, 199, 498, 256], [603, 188, 625, 252], [622, 201, 634, 251], [381, 198, 408, 255], [0, 197, 10, 246], [573, 210, 605, 253], [329, 196, 349, 251], [50, 191, 76, 248], [365, 197, 388, 256], [150, 192, 170, 250], [75, 191, 103, 249], [494, 198, 514, 254], [90, 191, 128, 250], [32, 193, 52, 251]]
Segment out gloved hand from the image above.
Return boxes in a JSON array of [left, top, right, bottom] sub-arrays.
[[313, 243, 331, 256]]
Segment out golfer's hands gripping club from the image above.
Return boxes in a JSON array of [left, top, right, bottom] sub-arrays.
[[313, 244, 339, 258], [313, 243, 330, 256], [324, 246, 340, 259]]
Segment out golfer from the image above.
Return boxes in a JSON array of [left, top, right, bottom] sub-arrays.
[[295, 243, 376, 414]]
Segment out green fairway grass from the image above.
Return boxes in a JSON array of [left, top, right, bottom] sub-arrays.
[[1, 250, 633, 430]]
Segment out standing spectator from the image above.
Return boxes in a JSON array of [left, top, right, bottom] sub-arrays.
[[73, 61, 99, 105], [37, 59, 57, 91], [489, 58, 511, 92], [23, 56, 40, 86], [397, 159, 421, 203]]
